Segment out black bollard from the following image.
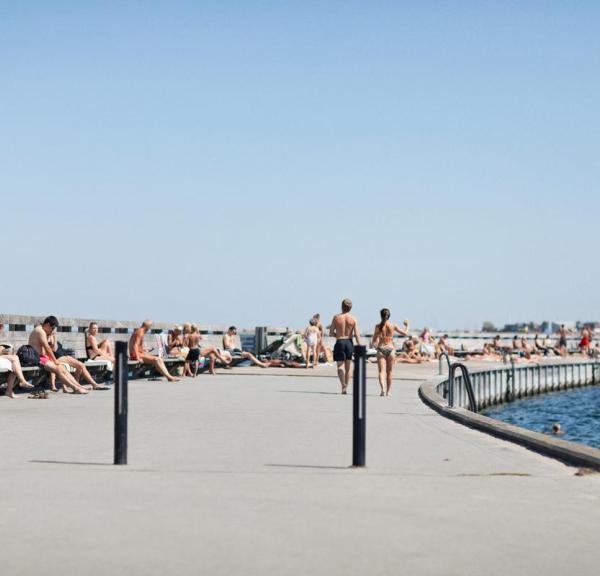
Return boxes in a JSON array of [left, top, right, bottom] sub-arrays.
[[114, 341, 128, 465], [352, 345, 367, 467]]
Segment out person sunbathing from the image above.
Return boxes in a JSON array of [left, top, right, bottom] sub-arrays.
[[465, 343, 503, 361], [167, 326, 188, 358], [48, 330, 108, 391], [492, 335, 504, 351], [0, 323, 35, 398], [533, 333, 551, 356], [222, 326, 268, 368], [129, 320, 180, 382], [396, 337, 425, 364], [436, 334, 455, 358], [86, 322, 114, 362], [28, 316, 89, 394], [520, 337, 540, 361]]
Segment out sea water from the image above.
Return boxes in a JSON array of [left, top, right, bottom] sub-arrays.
[[483, 385, 600, 450]]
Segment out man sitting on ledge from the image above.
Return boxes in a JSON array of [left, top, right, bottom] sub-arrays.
[[47, 329, 108, 391], [128, 320, 180, 382], [223, 326, 269, 368], [28, 316, 89, 394]]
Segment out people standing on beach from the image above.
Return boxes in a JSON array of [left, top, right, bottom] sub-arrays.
[[557, 324, 569, 356], [129, 320, 180, 382], [312, 314, 325, 359], [303, 318, 320, 368], [579, 326, 591, 356], [184, 325, 201, 376], [329, 299, 361, 394], [372, 310, 409, 396]]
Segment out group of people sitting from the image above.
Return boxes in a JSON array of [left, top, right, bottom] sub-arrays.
[[1, 313, 343, 399], [0, 317, 110, 398], [466, 328, 597, 362], [144, 321, 269, 377]]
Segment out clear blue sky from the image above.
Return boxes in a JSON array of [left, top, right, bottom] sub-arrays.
[[2, 1, 599, 331]]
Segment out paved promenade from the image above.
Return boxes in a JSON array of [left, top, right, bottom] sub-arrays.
[[1, 362, 599, 575]]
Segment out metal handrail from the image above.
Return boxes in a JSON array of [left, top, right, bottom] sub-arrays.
[[448, 362, 477, 412], [441, 359, 600, 413]]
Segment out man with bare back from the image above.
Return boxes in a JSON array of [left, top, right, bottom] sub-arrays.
[[329, 298, 361, 394], [129, 320, 180, 382], [28, 316, 89, 394]]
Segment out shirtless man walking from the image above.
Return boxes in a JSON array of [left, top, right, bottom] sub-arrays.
[[29, 316, 89, 394], [329, 298, 361, 394], [129, 320, 180, 382]]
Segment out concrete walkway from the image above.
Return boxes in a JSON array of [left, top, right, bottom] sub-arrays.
[[1, 363, 599, 575]]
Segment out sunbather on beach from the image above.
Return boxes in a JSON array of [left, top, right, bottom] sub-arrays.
[[86, 322, 114, 362], [436, 334, 454, 358], [533, 333, 552, 356], [329, 298, 361, 394], [372, 310, 409, 396], [48, 330, 108, 390], [262, 359, 306, 368], [303, 319, 320, 368], [28, 317, 89, 394], [396, 336, 425, 364], [129, 320, 180, 382], [492, 335, 503, 351], [222, 326, 268, 368], [0, 323, 35, 398], [520, 336, 543, 362], [167, 325, 188, 358], [465, 343, 502, 361]]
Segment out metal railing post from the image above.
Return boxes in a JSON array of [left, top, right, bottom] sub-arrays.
[[352, 345, 367, 467], [439, 351, 450, 376], [114, 341, 128, 465], [448, 364, 455, 408]]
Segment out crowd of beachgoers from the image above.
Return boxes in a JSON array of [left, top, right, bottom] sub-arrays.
[[1, 304, 597, 399]]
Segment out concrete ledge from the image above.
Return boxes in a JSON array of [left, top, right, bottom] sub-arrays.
[[419, 378, 600, 471]]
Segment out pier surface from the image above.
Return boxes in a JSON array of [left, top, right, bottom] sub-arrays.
[[1, 362, 599, 575]]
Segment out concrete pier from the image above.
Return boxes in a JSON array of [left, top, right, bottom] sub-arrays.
[[1, 362, 599, 575]]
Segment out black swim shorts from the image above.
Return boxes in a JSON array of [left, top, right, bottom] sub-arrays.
[[187, 348, 201, 362], [333, 339, 354, 362]]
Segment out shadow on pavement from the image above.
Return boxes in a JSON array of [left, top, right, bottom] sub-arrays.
[[29, 460, 112, 466], [265, 463, 351, 470]]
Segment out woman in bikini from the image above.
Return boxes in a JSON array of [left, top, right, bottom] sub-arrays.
[[372, 309, 409, 396], [86, 322, 114, 362]]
